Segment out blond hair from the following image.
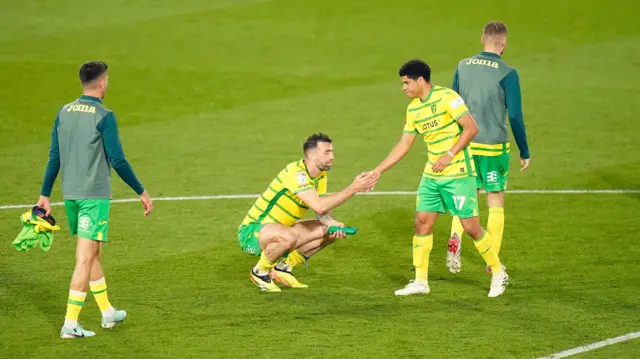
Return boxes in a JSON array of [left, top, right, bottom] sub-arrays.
[[483, 21, 507, 40]]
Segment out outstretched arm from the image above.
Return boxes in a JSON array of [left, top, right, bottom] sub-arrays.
[[297, 171, 378, 215], [374, 132, 417, 174]]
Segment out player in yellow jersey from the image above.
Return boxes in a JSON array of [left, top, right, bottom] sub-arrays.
[[238, 133, 379, 292], [369, 60, 509, 297]]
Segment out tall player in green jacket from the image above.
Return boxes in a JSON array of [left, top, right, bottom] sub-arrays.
[[447, 22, 531, 274], [37, 61, 153, 338]]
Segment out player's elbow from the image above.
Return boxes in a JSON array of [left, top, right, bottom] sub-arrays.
[[314, 206, 328, 216], [509, 115, 524, 126], [462, 126, 479, 138], [312, 202, 329, 215], [47, 155, 61, 168], [466, 123, 479, 137], [109, 155, 128, 169], [471, 126, 479, 137]]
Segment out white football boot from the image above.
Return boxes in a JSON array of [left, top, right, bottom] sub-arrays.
[[394, 280, 430, 296], [446, 233, 462, 274], [488, 268, 510, 297]]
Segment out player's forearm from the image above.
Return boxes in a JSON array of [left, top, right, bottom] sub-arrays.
[[448, 124, 478, 156], [104, 138, 145, 194], [375, 142, 411, 174], [316, 212, 337, 226], [112, 161, 145, 195], [509, 115, 530, 159], [316, 186, 357, 215], [40, 157, 60, 197]]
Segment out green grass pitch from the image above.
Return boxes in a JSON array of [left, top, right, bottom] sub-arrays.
[[1, 1, 639, 358]]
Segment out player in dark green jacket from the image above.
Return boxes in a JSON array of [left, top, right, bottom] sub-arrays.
[[37, 61, 153, 338], [447, 22, 531, 275]]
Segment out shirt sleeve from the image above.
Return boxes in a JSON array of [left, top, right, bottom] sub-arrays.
[[444, 92, 470, 121], [500, 69, 530, 159], [40, 114, 61, 197], [403, 108, 419, 134], [97, 112, 145, 195]]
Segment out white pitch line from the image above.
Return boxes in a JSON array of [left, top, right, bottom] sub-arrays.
[[539, 331, 640, 358], [1, 189, 639, 211], [0, 194, 259, 210]]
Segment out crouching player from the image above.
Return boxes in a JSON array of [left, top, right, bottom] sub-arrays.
[[237, 133, 378, 292]]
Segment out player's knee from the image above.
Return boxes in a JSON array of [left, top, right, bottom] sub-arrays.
[[486, 191, 504, 207], [76, 238, 100, 263], [280, 230, 299, 251], [76, 251, 97, 266], [414, 217, 433, 235], [93, 251, 102, 264]]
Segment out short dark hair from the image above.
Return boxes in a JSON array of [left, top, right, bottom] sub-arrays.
[[483, 21, 507, 37], [398, 59, 431, 82], [303, 133, 332, 154], [79, 61, 108, 85]]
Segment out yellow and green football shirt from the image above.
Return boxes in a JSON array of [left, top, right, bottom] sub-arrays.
[[240, 159, 327, 228], [404, 85, 477, 179]]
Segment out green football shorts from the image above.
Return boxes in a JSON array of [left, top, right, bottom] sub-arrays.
[[474, 153, 510, 192], [416, 176, 479, 218], [238, 223, 264, 256], [64, 199, 111, 242]]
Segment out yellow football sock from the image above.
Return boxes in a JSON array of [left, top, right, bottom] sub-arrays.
[[65, 290, 86, 327], [413, 235, 433, 281], [284, 250, 306, 268], [90, 277, 114, 315], [256, 252, 277, 273], [451, 216, 464, 239], [488, 207, 505, 255], [473, 231, 502, 274]]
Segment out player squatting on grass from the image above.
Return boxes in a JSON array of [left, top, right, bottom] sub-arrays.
[[237, 133, 378, 292]]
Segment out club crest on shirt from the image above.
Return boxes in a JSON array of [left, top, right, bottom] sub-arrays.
[[431, 104, 437, 113]]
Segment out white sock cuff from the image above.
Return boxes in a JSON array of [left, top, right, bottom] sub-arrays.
[[69, 290, 87, 297], [102, 306, 116, 317], [89, 277, 106, 287], [64, 319, 78, 329]]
